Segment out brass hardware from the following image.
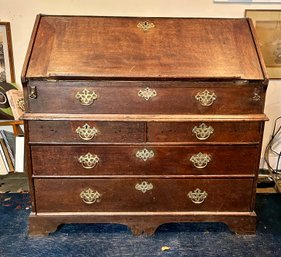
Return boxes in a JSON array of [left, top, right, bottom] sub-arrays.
[[235, 80, 249, 85], [188, 188, 208, 204], [138, 87, 157, 100], [190, 152, 211, 169], [195, 89, 217, 106], [75, 88, 97, 106], [136, 148, 154, 161], [80, 188, 101, 204], [135, 181, 153, 193], [17, 98, 25, 111], [79, 153, 100, 169], [137, 21, 155, 31], [76, 123, 98, 141], [252, 89, 261, 101], [252, 93, 261, 101], [29, 86, 37, 99], [192, 123, 214, 141]]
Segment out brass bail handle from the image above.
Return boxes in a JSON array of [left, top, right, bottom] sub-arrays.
[[188, 188, 208, 204], [190, 152, 211, 169], [75, 88, 97, 106], [192, 123, 214, 141], [79, 153, 100, 169], [80, 188, 101, 204], [195, 89, 216, 106]]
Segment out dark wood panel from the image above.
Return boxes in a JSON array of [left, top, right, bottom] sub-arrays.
[[26, 16, 264, 80], [147, 121, 262, 143], [27, 81, 265, 114], [34, 178, 254, 212], [31, 145, 259, 176], [28, 120, 145, 143]]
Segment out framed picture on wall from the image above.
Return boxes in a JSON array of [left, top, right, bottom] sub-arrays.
[[245, 10, 281, 79], [0, 22, 15, 83], [215, 1, 281, 2]]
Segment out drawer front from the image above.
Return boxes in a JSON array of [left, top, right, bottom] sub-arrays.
[[34, 178, 254, 212], [28, 121, 145, 143], [31, 145, 259, 176], [26, 81, 264, 115], [147, 122, 262, 143]]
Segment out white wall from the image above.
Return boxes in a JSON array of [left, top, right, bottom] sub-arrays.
[[1, 0, 281, 168]]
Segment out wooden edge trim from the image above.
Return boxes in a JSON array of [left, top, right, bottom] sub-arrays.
[[24, 122, 36, 213], [246, 18, 269, 85], [22, 113, 269, 122], [33, 211, 256, 217], [4, 22, 15, 83], [32, 175, 255, 179], [21, 14, 42, 84]]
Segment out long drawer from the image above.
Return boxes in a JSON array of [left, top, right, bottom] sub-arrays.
[[26, 81, 265, 114], [34, 178, 254, 212], [28, 120, 261, 143], [31, 145, 259, 176]]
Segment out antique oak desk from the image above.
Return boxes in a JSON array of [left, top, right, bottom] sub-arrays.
[[22, 15, 268, 235]]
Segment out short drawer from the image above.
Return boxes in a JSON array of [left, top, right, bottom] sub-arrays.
[[31, 145, 259, 176], [28, 120, 145, 143], [147, 121, 262, 143], [34, 178, 254, 212], [26, 81, 265, 115]]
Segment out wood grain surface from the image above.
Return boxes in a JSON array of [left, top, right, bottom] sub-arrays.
[[31, 145, 259, 176], [34, 178, 254, 212], [26, 81, 265, 114], [24, 16, 264, 80]]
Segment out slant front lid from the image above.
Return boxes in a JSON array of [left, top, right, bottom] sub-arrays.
[[25, 15, 265, 80]]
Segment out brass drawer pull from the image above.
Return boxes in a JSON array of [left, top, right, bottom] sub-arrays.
[[80, 188, 101, 204], [190, 153, 211, 169], [188, 188, 208, 204], [76, 123, 98, 141], [252, 88, 261, 101], [195, 89, 216, 106], [79, 153, 100, 169], [135, 181, 153, 193], [75, 88, 97, 106], [137, 21, 155, 31], [192, 123, 214, 141], [29, 85, 37, 99], [136, 148, 154, 161], [138, 87, 157, 100]]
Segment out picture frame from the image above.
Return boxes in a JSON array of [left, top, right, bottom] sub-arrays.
[[215, 1, 281, 2], [0, 22, 15, 83], [245, 10, 281, 79]]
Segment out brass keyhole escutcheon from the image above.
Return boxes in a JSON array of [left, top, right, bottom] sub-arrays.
[[75, 123, 98, 141]]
